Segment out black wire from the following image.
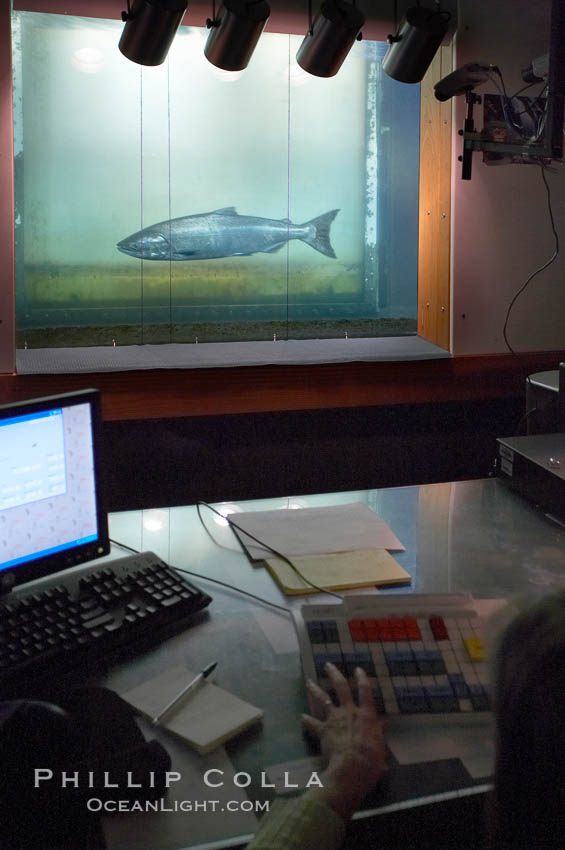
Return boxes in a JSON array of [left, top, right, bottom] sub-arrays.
[[510, 81, 545, 99], [196, 501, 344, 600], [514, 406, 539, 436], [501, 163, 559, 436], [503, 163, 559, 357], [493, 68, 531, 136], [195, 503, 242, 554], [172, 566, 291, 614], [109, 537, 138, 553], [109, 537, 291, 614]]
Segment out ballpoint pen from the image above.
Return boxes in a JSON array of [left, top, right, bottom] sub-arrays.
[[150, 661, 218, 727]]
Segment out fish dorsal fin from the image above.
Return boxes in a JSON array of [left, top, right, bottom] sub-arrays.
[[212, 207, 237, 215]]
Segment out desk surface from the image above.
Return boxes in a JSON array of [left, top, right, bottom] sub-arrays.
[[98, 478, 565, 850]]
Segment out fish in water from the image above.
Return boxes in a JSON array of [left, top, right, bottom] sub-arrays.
[[117, 207, 339, 261]]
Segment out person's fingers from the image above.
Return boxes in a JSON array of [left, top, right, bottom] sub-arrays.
[[301, 713, 324, 739], [355, 667, 377, 713], [325, 662, 352, 705], [307, 678, 334, 710]]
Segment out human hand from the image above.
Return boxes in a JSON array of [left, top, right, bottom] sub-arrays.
[[302, 662, 387, 821]]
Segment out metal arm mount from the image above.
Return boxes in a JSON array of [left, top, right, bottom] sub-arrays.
[[457, 89, 561, 180]]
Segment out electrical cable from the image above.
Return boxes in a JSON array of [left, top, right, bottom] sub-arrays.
[[510, 81, 545, 99], [513, 406, 539, 437], [109, 537, 138, 553], [503, 163, 559, 358], [489, 69, 548, 143], [501, 163, 560, 436], [195, 503, 244, 554], [487, 70, 530, 137], [196, 500, 344, 600], [109, 537, 292, 614]]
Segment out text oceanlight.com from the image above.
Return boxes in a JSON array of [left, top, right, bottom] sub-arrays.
[[85, 799, 271, 813], [32, 768, 323, 813]]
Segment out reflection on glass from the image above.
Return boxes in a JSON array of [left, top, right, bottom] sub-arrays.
[[12, 12, 420, 351]]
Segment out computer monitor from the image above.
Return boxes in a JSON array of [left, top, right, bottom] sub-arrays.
[[0, 388, 110, 594]]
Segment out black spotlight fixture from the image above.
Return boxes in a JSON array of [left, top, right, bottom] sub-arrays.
[[296, 0, 365, 79], [204, 0, 271, 72], [381, 6, 449, 84], [119, 0, 188, 66]]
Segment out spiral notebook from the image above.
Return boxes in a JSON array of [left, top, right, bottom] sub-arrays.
[[123, 666, 263, 755]]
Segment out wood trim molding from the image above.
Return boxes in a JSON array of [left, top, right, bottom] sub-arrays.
[[418, 42, 452, 350], [0, 351, 562, 421]]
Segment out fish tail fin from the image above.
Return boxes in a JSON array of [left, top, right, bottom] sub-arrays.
[[300, 209, 339, 258]]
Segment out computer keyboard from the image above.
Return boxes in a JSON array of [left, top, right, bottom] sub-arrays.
[[293, 593, 491, 718], [0, 551, 212, 696]]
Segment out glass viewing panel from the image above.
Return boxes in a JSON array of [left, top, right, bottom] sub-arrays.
[[12, 12, 420, 350]]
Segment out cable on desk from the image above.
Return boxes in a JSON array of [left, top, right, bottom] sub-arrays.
[[109, 538, 138, 553], [195, 503, 246, 554], [172, 565, 291, 614], [109, 538, 291, 614], [197, 500, 344, 601]]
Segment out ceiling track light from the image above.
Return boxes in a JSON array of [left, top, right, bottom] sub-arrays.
[[381, 5, 450, 84], [204, 0, 271, 72], [296, 0, 365, 79], [119, 0, 188, 66]]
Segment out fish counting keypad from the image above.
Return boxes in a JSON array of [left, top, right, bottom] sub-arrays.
[[302, 604, 490, 716]]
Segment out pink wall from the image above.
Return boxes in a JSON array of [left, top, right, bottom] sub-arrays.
[[12, 0, 397, 40], [451, 0, 565, 355]]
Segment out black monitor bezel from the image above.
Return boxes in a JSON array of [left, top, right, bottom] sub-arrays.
[[0, 388, 110, 593]]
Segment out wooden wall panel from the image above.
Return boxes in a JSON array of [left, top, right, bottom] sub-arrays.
[[418, 43, 452, 349]]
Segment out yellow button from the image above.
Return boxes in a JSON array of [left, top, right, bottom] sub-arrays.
[[463, 636, 485, 662]]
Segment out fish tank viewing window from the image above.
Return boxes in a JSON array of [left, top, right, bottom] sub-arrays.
[[10, 10, 443, 372]]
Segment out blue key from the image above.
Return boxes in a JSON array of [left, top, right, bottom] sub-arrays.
[[371, 685, 385, 711], [321, 620, 339, 643], [448, 673, 469, 697], [414, 649, 446, 675], [314, 652, 331, 675], [325, 651, 345, 675], [468, 684, 490, 711], [343, 651, 375, 677], [424, 683, 459, 712], [307, 621, 326, 644], [384, 650, 418, 676], [424, 683, 454, 697], [395, 687, 429, 714]]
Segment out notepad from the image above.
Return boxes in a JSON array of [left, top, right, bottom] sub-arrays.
[[263, 548, 411, 594], [122, 666, 263, 754]]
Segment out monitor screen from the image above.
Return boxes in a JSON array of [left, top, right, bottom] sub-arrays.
[[0, 388, 109, 593]]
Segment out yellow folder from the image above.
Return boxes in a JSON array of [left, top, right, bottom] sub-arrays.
[[263, 548, 411, 595]]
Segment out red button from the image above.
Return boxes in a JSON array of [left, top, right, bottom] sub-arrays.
[[404, 617, 421, 640], [429, 616, 449, 640], [349, 619, 366, 641]]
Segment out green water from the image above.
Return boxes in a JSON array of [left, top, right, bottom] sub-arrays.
[[13, 12, 420, 348]]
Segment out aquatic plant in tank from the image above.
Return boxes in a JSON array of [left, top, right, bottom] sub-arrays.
[[12, 11, 420, 350]]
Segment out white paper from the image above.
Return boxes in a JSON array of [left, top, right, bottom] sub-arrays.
[[231, 502, 405, 560]]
